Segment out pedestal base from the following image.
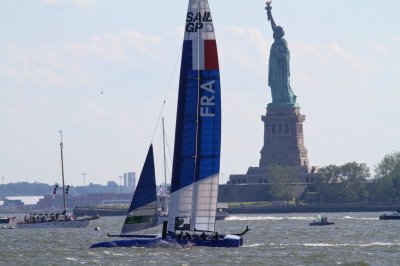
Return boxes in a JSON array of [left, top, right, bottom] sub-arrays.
[[259, 107, 309, 167]]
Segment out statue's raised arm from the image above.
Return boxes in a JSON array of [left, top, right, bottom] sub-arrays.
[[265, 1, 276, 30]]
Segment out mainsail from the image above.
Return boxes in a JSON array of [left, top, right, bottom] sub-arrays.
[[121, 145, 158, 234], [168, 0, 221, 233]]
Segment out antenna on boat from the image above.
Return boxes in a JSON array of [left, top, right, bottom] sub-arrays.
[[82, 173, 87, 212], [59, 130, 67, 211]]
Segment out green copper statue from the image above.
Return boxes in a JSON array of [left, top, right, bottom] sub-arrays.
[[265, 1, 297, 108]]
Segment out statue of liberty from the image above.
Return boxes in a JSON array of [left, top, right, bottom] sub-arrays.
[[265, 1, 297, 107]]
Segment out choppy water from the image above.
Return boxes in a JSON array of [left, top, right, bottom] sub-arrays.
[[1, 212, 399, 265]]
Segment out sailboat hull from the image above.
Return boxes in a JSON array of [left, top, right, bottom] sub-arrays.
[[90, 234, 242, 248], [16, 219, 90, 229]]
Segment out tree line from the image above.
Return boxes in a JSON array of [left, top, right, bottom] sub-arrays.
[[271, 151, 400, 204]]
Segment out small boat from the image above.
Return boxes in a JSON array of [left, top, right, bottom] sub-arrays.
[[309, 215, 335, 226], [16, 212, 92, 229], [16, 131, 99, 229], [379, 210, 400, 220], [0, 217, 10, 224], [216, 208, 230, 220]]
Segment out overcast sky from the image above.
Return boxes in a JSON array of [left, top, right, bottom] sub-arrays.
[[1, 0, 399, 186]]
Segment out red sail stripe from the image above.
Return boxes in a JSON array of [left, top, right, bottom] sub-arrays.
[[204, 40, 219, 70]]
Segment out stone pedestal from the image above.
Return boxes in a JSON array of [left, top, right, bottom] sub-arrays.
[[228, 106, 319, 193], [259, 107, 309, 167]]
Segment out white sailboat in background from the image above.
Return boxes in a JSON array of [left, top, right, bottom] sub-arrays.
[[16, 131, 98, 229]]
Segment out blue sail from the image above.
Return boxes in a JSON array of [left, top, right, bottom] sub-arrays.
[[171, 50, 221, 191], [121, 145, 158, 234], [168, 0, 221, 233]]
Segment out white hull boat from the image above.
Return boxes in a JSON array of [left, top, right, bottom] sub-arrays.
[[16, 219, 90, 229]]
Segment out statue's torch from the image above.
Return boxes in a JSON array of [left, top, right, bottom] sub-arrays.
[[265, 0, 273, 21]]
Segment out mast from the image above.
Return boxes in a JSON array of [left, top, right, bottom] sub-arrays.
[[59, 130, 67, 211], [190, 0, 202, 232], [162, 117, 167, 192]]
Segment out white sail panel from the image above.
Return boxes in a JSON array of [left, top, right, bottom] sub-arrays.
[[191, 174, 219, 231], [192, 38, 205, 70], [167, 184, 194, 232], [184, 0, 215, 42]]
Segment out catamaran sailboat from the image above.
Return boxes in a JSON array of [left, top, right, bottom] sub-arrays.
[[91, 0, 247, 248], [16, 131, 98, 229]]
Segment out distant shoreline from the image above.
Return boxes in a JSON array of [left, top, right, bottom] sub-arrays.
[[226, 205, 400, 214], [2, 204, 399, 216]]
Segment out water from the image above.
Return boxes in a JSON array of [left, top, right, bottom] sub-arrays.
[[1, 212, 399, 265]]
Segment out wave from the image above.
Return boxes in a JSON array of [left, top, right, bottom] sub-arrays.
[[341, 216, 377, 220], [226, 215, 377, 221], [242, 243, 264, 248], [301, 242, 400, 247], [102, 250, 124, 256], [226, 216, 313, 221]]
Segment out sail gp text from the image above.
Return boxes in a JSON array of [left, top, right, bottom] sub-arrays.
[[186, 12, 212, 32], [200, 80, 215, 117]]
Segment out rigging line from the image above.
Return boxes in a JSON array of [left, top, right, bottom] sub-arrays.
[[163, 123, 173, 184], [42, 147, 59, 182], [63, 147, 77, 188], [150, 44, 183, 143], [164, 126, 174, 169]]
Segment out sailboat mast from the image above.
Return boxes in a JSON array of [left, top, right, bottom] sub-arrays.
[[162, 117, 167, 192], [190, 0, 202, 231], [59, 130, 67, 211]]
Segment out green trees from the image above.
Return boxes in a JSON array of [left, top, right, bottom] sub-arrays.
[[371, 151, 400, 202], [314, 162, 370, 204], [311, 152, 400, 204]]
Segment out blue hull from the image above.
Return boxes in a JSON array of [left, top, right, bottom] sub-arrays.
[[90, 234, 243, 248]]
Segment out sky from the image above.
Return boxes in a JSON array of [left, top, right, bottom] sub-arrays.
[[1, 0, 399, 186]]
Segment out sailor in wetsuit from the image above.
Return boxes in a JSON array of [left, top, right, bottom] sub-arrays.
[[177, 231, 183, 239], [185, 232, 192, 240], [214, 231, 219, 240]]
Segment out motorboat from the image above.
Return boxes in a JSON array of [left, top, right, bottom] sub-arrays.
[[309, 215, 335, 226], [0, 217, 10, 224], [379, 210, 400, 220]]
